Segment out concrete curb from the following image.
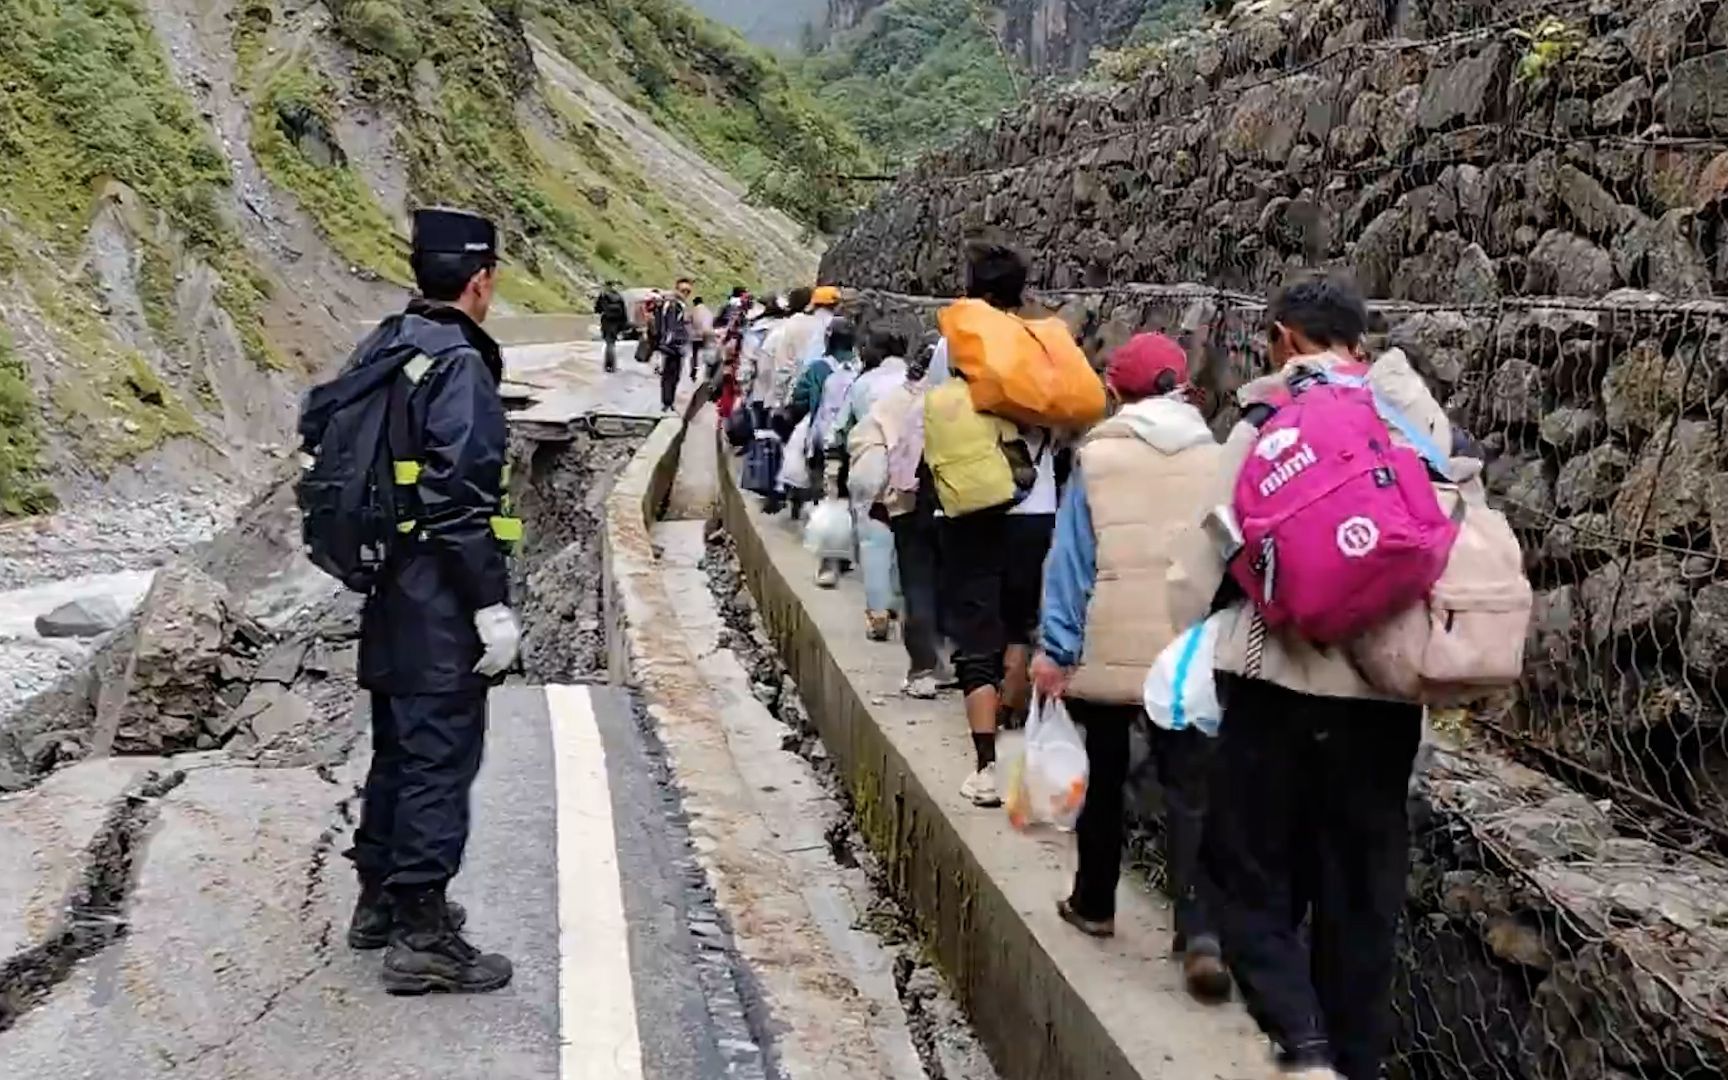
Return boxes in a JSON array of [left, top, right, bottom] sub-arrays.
[[716, 456, 1267, 1080], [599, 413, 901, 1078]]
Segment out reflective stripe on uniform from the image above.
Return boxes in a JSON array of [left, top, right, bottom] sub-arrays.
[[394, 460, 422, 485], [397, 520, 418, 534], [490, 516, 524, 543]]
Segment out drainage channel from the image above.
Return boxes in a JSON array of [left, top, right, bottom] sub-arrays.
[[671, 522, 1000, 1080]]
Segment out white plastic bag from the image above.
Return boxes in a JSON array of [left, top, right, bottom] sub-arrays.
[[803, 497, 855, 560], [778, 417, 812, 490], [1005, 692, 1090, 832], [1143, 612, 1224, 737]]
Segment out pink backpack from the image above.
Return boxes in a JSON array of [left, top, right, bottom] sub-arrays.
[[1230, 371, 1457, 645]]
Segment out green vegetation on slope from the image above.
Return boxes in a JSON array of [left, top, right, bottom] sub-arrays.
[[0, 0, 278, 507], [796, 0, 1022, 167], [530, 0, 877, 234], [0, 331, 55, 516], [250, 62, 412, 286]]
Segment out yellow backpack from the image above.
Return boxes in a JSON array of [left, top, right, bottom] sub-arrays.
[[923, 380, 1020, 516]]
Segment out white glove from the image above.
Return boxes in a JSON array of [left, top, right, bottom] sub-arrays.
[[473, 604, 521, 677]]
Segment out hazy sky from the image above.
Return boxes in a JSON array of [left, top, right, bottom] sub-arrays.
[[687, 0, 829, 49]]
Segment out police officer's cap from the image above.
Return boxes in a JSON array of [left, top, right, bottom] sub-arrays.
[[412, 208, 498, 259]]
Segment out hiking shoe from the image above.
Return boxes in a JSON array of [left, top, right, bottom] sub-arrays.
[[815, 564, 840, 589], [902, 673, 939, 699], [348, 888, 468, 950], [865, 611, 893, 641], [1181, 939, 1233, 1003], [960, 763, 1001, 807], [1056, 897, 1115, 938], [381, 887, 512, 995]]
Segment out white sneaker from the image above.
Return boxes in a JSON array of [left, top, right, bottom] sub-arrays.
[[901, 673, 939, 699], [815, 564, 840, 588], [961, 763, 1001, 807]]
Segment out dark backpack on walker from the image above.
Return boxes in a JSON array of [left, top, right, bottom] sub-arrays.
[[295, 327, 422, 592]]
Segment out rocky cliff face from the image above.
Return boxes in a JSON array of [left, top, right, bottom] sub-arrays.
[[828, 0, 1165, 73], [825, 0, 1727, 301], [826, 3, 1728, 1074]]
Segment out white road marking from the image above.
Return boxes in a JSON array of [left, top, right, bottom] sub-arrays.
[[546, 684, 644, 1080]]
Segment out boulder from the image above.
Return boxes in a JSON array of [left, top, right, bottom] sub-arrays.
[[1623, 0, 1708, 71], [1601, 340, 1691, 434], [1593, 77, 1653, 132], [93, 566, 231, 756], [1612, 418, 1720, 539], [1488, 457, 1556, 532], [1538, 512, 1620, 580], [1416, 43, 1510, 131], [1538, 407, 1605, 454], [1352, 202, 1409, 297], [253, 639, 308, 685], [1684, 581, 1728, 679], [1526, 585, 1584, 693], [34, 595, 126, 639], [1581, 554, 1689, 648], [1524, 230, 1616, 297], [1662, 51, 1728, 136], [1484, 358, 1545, 427], [1555, 445, 1630, 512], [1493, 307, 1600, 365], [1387, 309, 1484, 387], [1614, 208, 1713, 297], [1556, 164, 1628, 238], [230, 684, 312, 749]]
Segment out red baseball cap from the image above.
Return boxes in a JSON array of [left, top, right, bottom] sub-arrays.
[[1106, 333, 1189, 399]]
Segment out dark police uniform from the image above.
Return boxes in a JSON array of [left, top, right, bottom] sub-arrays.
[[344, 212, 516, 895]]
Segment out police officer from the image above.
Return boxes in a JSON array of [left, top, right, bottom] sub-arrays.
[[342, 208, 521, 995]]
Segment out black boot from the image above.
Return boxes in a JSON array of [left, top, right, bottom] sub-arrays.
[[348, 878, 469, 950], [381, 885, 512, 995]]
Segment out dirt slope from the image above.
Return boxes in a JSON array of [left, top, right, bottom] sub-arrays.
[[0, 0, 819, 520]]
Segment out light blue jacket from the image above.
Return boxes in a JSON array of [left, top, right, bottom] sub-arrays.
[[1039, 470, 1096, 669]]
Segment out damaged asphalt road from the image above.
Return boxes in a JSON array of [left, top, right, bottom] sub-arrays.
[[0, 354, 775, 1078], [0, 686, 760, 1080]]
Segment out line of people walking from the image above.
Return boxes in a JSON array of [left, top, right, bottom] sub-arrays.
[[727, 243, 1531, 1080]]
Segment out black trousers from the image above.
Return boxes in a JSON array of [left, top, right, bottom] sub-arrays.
[[939, 511, 1053, 694], [602, 331, 618, 372], [1068, 701, 1217, 946], [348, 689, 489, 890], [890, 509, 940, 675], [659, 347, 682, 410], [1203, 676, 1420, 1079]]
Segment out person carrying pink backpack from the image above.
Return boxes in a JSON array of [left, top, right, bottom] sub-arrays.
[[1165, 275, 1451, 1080]]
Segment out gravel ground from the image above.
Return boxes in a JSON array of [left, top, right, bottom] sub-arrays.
[[0, 494, 236, 592]]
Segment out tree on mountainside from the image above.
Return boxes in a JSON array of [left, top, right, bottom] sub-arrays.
[[798, 0, 1024, 167]]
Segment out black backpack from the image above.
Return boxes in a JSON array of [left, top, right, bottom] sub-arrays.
[[296, 330, 423, 593]]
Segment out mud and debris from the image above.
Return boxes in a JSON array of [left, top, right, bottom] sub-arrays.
[[511, 432, 644, 682], [700, 527, 999, 1080]]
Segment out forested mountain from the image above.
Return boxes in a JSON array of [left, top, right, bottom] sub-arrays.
[[795, 0, 1205, 166], [688, 0, 830, 49]]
